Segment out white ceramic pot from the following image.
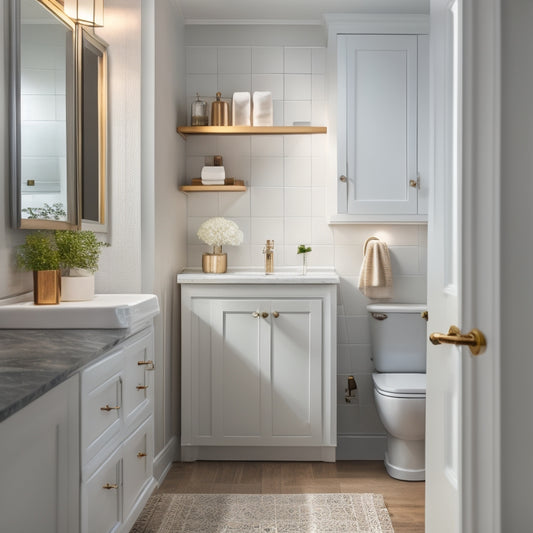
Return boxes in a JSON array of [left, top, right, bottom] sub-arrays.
[[60, 270, 95, 301]]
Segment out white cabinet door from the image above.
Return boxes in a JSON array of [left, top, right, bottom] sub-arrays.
[[269, 300, 322, 445], [206, 299, 322, 446], [338, 34, 421, 216], [0, 376, 80, 533], [210, 299, 265, 443]]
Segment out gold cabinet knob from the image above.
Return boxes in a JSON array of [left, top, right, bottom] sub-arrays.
[[272, 311, 279, 318], [262, 312, 269, 318], [339, 175, 347, 182], [252, 311, 260, 318], [136, 385, 148, 390], [137, 452, 147, 458], [100, 404, 120, 412], [421, 310, 428, 321], [102, 483, 118, 490]]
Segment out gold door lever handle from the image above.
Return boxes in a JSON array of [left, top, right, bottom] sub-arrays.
[[429, 325, 486, 356], [136, 385, 148, 390], [102, 483, 118, 490]]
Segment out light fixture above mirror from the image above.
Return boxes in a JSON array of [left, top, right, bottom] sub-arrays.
[[64, 0, 104, 27]]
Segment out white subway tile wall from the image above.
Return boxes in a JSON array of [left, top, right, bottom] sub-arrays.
[[184, 45, 428, 449]]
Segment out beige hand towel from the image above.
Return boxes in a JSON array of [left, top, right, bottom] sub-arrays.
[[358, 237, 393, 299]]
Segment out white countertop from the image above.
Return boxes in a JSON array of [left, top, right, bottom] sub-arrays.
[[177, 268, 339, 284], [0, 294, 160, 329]]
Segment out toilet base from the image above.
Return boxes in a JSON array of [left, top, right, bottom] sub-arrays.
[[384, 436, 425, 481]]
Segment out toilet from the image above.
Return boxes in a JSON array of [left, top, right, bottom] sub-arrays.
[[368, 303, 427, 481]]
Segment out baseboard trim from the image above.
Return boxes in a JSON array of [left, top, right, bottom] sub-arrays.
[[181, 446, 336, 462], [153, 436, 177, 484], [336, 435, 386, 460]]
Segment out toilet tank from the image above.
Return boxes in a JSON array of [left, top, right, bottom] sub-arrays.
[[367, 303, 427, 373]]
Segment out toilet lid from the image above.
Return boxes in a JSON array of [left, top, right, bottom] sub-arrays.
[[373, 373, 426, 396]]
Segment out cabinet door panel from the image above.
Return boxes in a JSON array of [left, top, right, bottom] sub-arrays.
[[122, 416, 153, 520], [340, 34, 418, 215], [83, 448, 121, 533], [270, 300, 322, 442], [122, 330, 154, 427], [212, 300, 263, 439]]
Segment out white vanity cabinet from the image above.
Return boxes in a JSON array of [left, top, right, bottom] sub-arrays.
[[0, 376, 80, 533], [80, 327, 156, 533], [336, 32, 429, 222], [179, 274, 338, 462]]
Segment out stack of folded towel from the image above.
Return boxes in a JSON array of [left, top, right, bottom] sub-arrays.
[[201, 166, 226, 185]]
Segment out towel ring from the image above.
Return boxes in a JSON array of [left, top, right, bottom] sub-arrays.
[[363, 236, 380, 255]]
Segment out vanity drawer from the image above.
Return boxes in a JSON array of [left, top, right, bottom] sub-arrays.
[[81, 349, 124, 463], [122, 416, 154, 520], [82, 446, 121, 533], [122, 330, 154, 426]]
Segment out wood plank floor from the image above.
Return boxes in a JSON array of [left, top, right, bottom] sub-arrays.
[[158, 460, 425, 532]]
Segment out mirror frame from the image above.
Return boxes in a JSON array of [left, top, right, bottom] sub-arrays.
[[10, 0, 80, 230], [78, 27, 108, 232]]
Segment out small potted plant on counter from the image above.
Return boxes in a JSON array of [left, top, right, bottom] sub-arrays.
[[17, 232, 61, 305], [55, 230, 108, 301], [297, 244, 312, 275]]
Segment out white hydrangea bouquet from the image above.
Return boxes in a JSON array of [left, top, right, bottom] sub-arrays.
[[197, 217, 243, 273]]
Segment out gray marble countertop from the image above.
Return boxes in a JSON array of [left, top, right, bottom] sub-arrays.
[[0, 329, 130, 423]]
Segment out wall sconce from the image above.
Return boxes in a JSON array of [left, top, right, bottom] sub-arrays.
[[64, 0, 104, 27]]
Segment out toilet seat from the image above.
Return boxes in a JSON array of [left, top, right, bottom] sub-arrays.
[[373, 373, 426, 399]]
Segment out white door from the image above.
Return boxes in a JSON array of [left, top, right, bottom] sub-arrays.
[[426, 0, 501, 532]]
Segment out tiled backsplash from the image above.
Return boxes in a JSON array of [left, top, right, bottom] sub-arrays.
[[185, 44, 427, 457]]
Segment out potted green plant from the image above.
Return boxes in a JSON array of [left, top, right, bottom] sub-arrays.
[[17, 232, 61, 305], [55, 230, 108, 301], [297, 244, 312, 275]]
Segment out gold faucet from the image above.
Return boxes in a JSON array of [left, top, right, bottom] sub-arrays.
[[263, 240, 274, 274]]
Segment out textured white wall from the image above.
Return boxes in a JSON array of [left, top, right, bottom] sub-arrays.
[[93, 0, 143, 294], [147, 0, 188, 469], [184, 34, 428, 458]]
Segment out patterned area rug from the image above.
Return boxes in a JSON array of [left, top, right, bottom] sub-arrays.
[[130, 493, 394, 533]]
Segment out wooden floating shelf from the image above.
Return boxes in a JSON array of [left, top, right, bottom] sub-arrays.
[[177, 125, 327, 138], [180, 179, 246, 192]]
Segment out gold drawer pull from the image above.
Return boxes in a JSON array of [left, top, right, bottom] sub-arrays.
[[137, 360, 154, 370], [136, 385, 148, 390], [102, 483, 118, 490], [100, 404, 120, 412], [137, 452, 147, 458]]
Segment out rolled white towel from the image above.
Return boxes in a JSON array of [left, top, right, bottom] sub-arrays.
[[252, 91, 273, 126], [232, 92, 251, 126], [201, 166, 226, 180]]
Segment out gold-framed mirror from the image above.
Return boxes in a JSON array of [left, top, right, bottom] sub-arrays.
[[78, 27, 108, 231], [10, 1, 108, 232], [10, 0, 79, 229]]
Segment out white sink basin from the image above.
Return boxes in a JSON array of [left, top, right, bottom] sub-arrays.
[[177, 268, 339, 284], [0, 294, 159, 329]]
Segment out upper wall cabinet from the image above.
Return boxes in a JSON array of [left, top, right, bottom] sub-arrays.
[[335, 33, 429, 223]]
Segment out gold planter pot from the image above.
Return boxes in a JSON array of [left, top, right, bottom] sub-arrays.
[[33, 270, 61, 305], [202, 246, 227, 273]]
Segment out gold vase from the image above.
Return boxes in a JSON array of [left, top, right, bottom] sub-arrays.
[[202, 245, 227, 273], [33, 270, 61, 305]]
